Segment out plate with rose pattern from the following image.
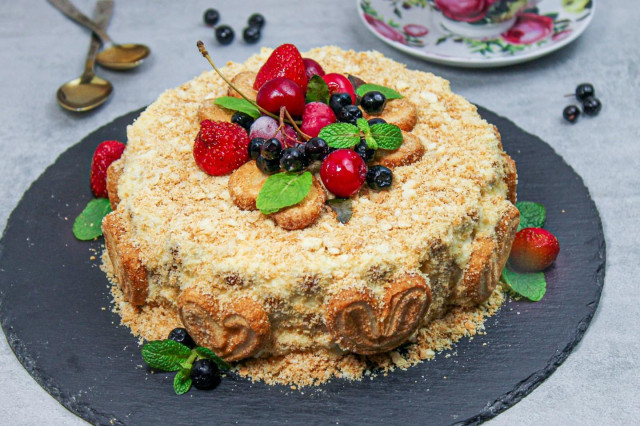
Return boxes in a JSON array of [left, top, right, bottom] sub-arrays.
[[357, 0, 594, 67]]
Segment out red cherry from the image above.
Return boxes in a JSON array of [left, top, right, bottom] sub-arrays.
[[301, 102, 336, 138], [256, 77, 306, 116], [320, 149, 367, 198], [322, 73, 356, 105], [303, 58, 325, 80]]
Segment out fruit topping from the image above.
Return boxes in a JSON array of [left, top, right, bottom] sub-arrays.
[[248, 13, 266, 28], [582, 96, 602, 116], [509, 227, 560, 272], [168, 327, 196, 349], [360, 91, 387, 115], [256, 155, 281, 174], [190, 359, 221, 390], [304, 137, 330, 161], [193, 120, 250, 176], [368, 117, 387, 126], [575, 82, 595, 101], [90, 140, 126, 198], [249, 116, 297, 147], [320, 149, 367, 198], [243, 26, 261, 44], [203, 8, 220, 26], [322, 73, 356, 104], [231, 111, 255, 132], [303, 58, 325, 80], [301, 102, 337, 138], [260, 138, 283, 160], [215, 25, 235, 45], [366, 165, 393, 190], [354, 138, 376, 164], [329, 93, 354, 116], [562, 105, 580, 123], [253, 44, 308, 92], [337, 104, 363, 125], [256, 76, 306, 116], [280, 147, 305, 172], [248, 137, 266, 160]]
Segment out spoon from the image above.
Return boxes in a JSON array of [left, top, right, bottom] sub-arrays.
[[48, 0, 150, 70], [56, 0, 113, 112]]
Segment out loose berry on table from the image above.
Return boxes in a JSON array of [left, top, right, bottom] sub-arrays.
[[360, 91, 387, 115], [190, 359, 221, 390], [231, 111, 255, 132], [575, 83, 595, 101], [203, 8, 220, 26], [243, 26, 261, 44], [366, 165, 393, 190], [168, 327, 195, 348], [248, 13, 266, 28], [215, 25, 235, 45], [582, 96, 602, 116], [562, 105, 580, 123]]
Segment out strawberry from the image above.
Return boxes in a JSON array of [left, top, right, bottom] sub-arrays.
[[90, 140, 126, 198], [509, 228, 560, 272], [253, 43, 308, 92], [193, 120, 250, 176]]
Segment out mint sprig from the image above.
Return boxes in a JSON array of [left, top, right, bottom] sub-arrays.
[[256, 171, 313, 214], [356, 118, 378, 149], [355, 84, 403, 100], [141, 339, 230, 395], [370, 123, 403, 150], [73, 198, 112, 240], [318, 123, 361, 148], [305, 75, 330, 104], [213, 96, 260, 118], [501, 266, 546, 301], [516, 201, 546, 231], [319, 121, 403, 150]]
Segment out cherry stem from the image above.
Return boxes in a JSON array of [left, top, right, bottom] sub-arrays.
[[197, 41, 302, 125], [283, 107, 311, 141]]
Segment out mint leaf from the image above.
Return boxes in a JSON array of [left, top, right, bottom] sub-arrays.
[[516, 201, 546, 231], [370, 123, 403, 150], [355, 84, 403, 100], [73, 198, 112, 240], [195, 346, 231, 371], [142, 340, 192, 371], [256, 171, 313, 214], [305, 75, 330, 104], [173, 368, 192, 395], [356, 117, 370, 133], [318, 123, 361, 148], [326, 198, 353, 224], [213, 96, 260, 118], [501, 266, 546, 301], [348, 74, 367, 92]]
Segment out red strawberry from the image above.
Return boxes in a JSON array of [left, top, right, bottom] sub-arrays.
[[509, 228, 560, 272], [253, 44, 308, 92], [193, 120, 250, 176], [90, 140, 126, 198]]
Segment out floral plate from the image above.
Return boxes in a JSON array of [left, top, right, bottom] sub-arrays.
[[357, 0, 594, 67]]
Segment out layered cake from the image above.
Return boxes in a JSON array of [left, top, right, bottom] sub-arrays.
[[102, 45, 518, 374]]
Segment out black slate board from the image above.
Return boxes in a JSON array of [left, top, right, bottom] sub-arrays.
[[0, 107, 605, 425]]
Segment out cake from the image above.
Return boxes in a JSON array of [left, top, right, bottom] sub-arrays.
[[102, 46, 518, 368]]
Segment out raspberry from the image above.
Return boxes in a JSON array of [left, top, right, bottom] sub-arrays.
[[193, 120, 250, 176], [90, 140, 126, 198]]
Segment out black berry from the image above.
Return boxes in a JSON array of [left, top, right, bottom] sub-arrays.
[[360, 91, 387, 114], [215, 25, 235, 45], [256, 155, 281, 174], [305, 137, 330, 162], [366, 165, 393, 190], [337, 105, 363, 125], [280, 147, 304, 172], [575, 83, 595, 101], [295, 143, 310, 168], [168, 328, 195, 349], [354, 139, 376, 164], [248, 13, 266, 28], [243, 26, 261, 44], [368, 118, 387, 126], [203, 9, 220, 26], [249, 137, 266, 160], [582, 96, 602, 116], [231, 112, 254, 132], [190, 359, 221, 390], [329, 93, 353, 115], [562, 105, 580, 123], [260, 138, 282, 160]]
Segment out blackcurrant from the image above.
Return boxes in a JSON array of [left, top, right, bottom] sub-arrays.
[[368, 118, 387, 126], [215, 25, 235, 45], [203, 9, 220, 26], [360, 91, 387, 114], [354, 139, 376, 164], [575, 83, 595, 101], [329, 93, 353, 115], [337, 105, 363, 125], [366, 165, 393, 190], [231, 112, 255, 132], [295, 143, 310, 168], [248, 137, 266, 160], [582, 96, 602, 116], [190, 359, 221, 390], [305, 137, 329, 161], [248, 13, 266, 28], [243, 26, 261, 44], [562, 105, 580, 123], [168, 328, 195, 349], [280, 147, 304, 172], [256, 155, 281, 174], [260, 138, 282, 160]]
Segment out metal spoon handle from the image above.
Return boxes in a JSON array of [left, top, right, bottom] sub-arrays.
[[81, 0, 113, 83], [48, 0, 113, 44]]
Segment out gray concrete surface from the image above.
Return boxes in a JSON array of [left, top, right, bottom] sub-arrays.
[[1, 0, 638, 424]]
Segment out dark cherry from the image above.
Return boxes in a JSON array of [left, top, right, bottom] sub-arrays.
[[256, 77, 306, 116], [303, 58, 325, 80]]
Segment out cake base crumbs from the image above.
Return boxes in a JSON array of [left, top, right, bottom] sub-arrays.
[[104, 255, 505, 387]]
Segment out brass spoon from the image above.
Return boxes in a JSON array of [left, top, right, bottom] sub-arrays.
[[48, 0, 150, 70], [56, 0, 113, 111]]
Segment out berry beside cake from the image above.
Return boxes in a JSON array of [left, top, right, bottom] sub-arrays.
[[101, 44, 518, 369]]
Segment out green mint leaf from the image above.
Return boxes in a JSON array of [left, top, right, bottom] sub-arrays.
[[370, 123, 403, 150], [516, 201, 546, 231], [326, 198, 353, 224], [256, 171, 313, 215], [355, 84, 403, 100], [195, 346, 231, 370], [348, 74, 367, 92], [501, 266, 546, 301], [213, 96, 260, 118], [318, 123, 361, 148], [305, 75, 330, 104], [365, 134, 378, 150], [173, 368, 192, 395], [356, 117, 370, 133], [73, 198, 112, 240], [141, 340, 192, 371]]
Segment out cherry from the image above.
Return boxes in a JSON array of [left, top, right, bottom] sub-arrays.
[[320, 149, 367, 198], [303, 58, 325, 80], [256, 77, 305, 116], [322, 73, 356, 105], [301, 102, 336, 138]]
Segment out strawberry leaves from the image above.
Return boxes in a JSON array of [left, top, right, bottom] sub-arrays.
[[73, 198, 112, 240], [257, 171, 313, 214], [319, 120, 403, 150]]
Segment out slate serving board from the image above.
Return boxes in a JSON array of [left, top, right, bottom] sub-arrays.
[[0, 107, 605, 425]]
